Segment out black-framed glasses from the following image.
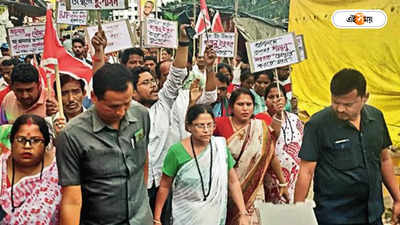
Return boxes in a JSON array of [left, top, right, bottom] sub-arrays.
[[15, 137, 45, 146]]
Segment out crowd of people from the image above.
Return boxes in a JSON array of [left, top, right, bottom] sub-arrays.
[[0, 19, 398, 225]]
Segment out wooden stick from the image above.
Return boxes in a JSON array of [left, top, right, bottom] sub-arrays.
[[274, 68, 281, 98], [54, 64, 64, 119], [192, 0, 196, 64]]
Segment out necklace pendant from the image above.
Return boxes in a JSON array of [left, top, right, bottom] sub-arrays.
[[203, 197, 207, 201]]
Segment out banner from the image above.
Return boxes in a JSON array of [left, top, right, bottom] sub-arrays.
[[200, 32, 235, 57], [296, 34, 307, 61], [67, 0, 128, 10], [8, 25, 45, 56], [57, 2, 88, 25], [143, 18, 178, 49], [289, 0, 400, 146], [246, 32, 300, 73], [86, 20, 134, 54]]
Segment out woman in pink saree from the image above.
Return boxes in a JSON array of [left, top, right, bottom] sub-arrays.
[[0, 114, 61, 224], [214, 88, 288, 225]]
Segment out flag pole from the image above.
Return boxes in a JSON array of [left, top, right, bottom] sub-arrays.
[[233, 0, 239, 62], [192, 0, 196, 64], [54, 63, 64, 119]]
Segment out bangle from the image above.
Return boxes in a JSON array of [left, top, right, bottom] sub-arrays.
[[179, 41, 190, 47], [153, 219, 162, 224], [239, 210, 250, 216], [278, 182, 288, 187]]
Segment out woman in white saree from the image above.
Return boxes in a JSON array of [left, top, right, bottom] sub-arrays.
[[153, 104, 249, 225]]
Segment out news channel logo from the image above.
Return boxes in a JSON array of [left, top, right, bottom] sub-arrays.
[[332, 10, 387, 29]]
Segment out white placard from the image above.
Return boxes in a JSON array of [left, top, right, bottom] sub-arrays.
[[0, 5, 8, 24], [8, 25, 45, 56], [57, 2, 88, 25], [296, 34, 307, 61], [200, 32, 235, 58], [86, 20, 134, 54], [144, 18, 178, 49], [0, 25, 6, 43], [246, 32, 300, 73], [256, 200, 318, 225], [67, 0, 128, 10]]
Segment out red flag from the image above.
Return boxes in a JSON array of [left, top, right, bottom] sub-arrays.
[[211, 10, 224, 32], [195, 0, 211, 35], [42, 9, 92, 86]]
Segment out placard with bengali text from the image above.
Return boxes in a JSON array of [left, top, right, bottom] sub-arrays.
[[57, 2, 88, 25], [246, 32, 300, 73], [144, 18, 178, 49], [7, 25, 45, 56], [86, 20, 134, 54], [200, 32, 235, 58], [67, 0, 128, 10]]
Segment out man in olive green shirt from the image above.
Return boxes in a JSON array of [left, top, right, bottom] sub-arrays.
[[56, 64, 152, 225]]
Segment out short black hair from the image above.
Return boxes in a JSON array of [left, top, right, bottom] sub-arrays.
[[264, 82, 287, 100], [185, 104, 214, 125], [93, 64, 132, 99], [216, 72, 230, 86], [131, 66, 152, 90], [53, 73, 85, 96], [11, 63, 39, 85], [144, 56, 157, 63], [1, 59, 12, 66], [330, 68, 366, 96], [162, 48, 173, 56], [240, 69, 254, 82], [10, 114, 51, 147], [254, 70, 274, 82], [217, 63, 232, 76], [120, 48, 144, 65], [229, 88, 255, 109], [72, 37, 85, 46]]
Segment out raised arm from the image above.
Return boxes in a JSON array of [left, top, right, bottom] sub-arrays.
[[158, 25, 190, 107], [91, 27, 107, 74]]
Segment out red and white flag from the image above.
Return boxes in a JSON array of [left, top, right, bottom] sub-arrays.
[[195, 0, 211, 36], [42, 9, 92, 87], [211, 10, 224, 32]]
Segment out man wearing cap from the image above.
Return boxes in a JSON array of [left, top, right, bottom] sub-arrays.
[[0, 43, 10, 57]]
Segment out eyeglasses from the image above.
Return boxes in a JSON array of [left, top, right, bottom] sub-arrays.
[[138, 79, 158, 86], [15, 137, 45, 146], [192, 122, 215, 130]]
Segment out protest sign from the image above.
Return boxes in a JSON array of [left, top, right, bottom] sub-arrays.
[[246, 32, 300, 73], [200, 32, 235, 58], [86, 20, 134, 54], [67, 0, 128, 10], [144, 18, 178, 49], [255, 200, 318, 225], [0, 25, 6, 43], [7, 25, 45, 56], [296, 34, 307, 61], [57, 2, 88, 25], [0, 5, 8, 24]]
